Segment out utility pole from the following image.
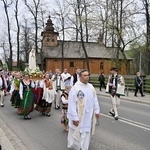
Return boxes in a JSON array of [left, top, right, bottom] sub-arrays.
[[139, 51, 142, 73]]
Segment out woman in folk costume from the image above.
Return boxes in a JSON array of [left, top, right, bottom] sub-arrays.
[[40, 73, 56, 117], [34, 80, 44, 111], [10, 72, 21, 108], [19, 72, 35, 120], [105, 67, 125, 120], [61, 86, 71, 132]]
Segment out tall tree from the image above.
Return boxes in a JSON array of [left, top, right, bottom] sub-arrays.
[[53, 0, 70, 71], [77, 0, 90, 71], [14, 0, 20, 68], [20, 19, 32, 64], [142, 0, 150, 73], [1, 0, 13, 70], [23, 0, 41, 53]]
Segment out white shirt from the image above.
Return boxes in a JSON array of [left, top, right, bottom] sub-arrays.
[[61, 72, 71, 87]]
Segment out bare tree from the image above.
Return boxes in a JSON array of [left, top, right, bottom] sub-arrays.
[[142, 0, 150, 73], [76, 0, 90, 71], [52, 0, 70, 71], [94, 0, 141, 73], [23, 0, 41, 53], [14, 0, 20, 68], [20, 19, 32, 63], [1, 0, 13, 70]]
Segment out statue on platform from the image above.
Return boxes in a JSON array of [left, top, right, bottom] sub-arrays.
[[29, 46, 36, 71]]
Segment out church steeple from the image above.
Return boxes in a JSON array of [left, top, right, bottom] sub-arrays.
[[41, 16, 58, 47], [45, 16, 54, 32]]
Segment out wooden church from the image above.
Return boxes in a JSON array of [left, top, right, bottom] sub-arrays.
[[38, 16, 132, 75]]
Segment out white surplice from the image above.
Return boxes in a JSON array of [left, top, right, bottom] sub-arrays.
[[67, 81, 100, 150]]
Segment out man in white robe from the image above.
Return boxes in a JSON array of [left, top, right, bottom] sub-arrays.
[[29, 46, 36, 71], [67, 69, 100, 150], [61, 68, 71, 87]]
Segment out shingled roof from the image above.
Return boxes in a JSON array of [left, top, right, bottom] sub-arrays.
[[37, 41, 132, 64]]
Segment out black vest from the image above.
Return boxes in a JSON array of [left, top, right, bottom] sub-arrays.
[[0, 75, 5, 89]]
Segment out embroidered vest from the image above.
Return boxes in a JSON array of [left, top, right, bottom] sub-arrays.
[[61, 92, 68, 109], [21, 80, 31, 91], [73, 73, 77, 85]]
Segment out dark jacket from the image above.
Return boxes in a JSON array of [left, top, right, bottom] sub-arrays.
[[134, 76, 142, 87], [99, 74, 105, 83]]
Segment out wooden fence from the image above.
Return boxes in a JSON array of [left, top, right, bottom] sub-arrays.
[[89, 75, 150, 93]]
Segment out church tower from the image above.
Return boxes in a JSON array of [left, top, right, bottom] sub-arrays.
[[41, 16, 58, 47]]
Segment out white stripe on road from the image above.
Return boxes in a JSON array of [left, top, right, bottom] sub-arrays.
[[101, 113, 150, 131]]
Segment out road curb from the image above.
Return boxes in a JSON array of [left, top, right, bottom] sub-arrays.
[[0, 117, 28, 150], [97, 93, 150, 105]]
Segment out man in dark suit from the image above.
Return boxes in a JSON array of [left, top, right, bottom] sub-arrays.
[[134, 72, 145, 97], [98, 72, 106, 91]]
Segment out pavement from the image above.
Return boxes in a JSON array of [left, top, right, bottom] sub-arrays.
[[95, 88, 150, 105], [0, 88, 150, 150]]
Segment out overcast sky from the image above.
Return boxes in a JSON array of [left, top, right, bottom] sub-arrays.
[[0, 0, 63, 61], [0, 0, 146, 62]]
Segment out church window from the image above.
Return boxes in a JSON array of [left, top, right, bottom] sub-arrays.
[[52, 39, 54, 42], [70, 62, 74, 67], [100, 62, 104, 70]]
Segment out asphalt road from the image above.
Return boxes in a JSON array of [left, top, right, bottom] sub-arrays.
[[0, 95, 150, 150]]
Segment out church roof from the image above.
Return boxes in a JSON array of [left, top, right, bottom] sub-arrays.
[[42, 41, 132, 60]]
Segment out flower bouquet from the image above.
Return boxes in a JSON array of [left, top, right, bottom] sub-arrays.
[[29, 67, 43, 80]]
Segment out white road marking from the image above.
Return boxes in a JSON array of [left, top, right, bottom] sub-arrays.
[[101, 113, 150, 131]]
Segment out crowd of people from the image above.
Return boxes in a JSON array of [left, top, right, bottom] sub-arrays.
[[0, 66, 145, 150], [0, 67, 101, 150]]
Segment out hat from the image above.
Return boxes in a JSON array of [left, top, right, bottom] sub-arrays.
[[110, 67, 118, 72]]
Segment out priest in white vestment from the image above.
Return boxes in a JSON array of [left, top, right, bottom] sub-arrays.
[[29, 46, 36, 71], [67, 69, 100, 150], [61, 68, 71, 87]]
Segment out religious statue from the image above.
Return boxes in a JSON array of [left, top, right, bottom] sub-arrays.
[[29, 46, 36, 71]]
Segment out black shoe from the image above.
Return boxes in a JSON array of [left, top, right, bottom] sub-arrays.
[[134, 95, 138, 97], [55, 106, 60, 110], [46, 113, 50, 117], [109, 111, 115, 117], [24, 116, 28, 120], [1, 104, 4, 107], [42, 112, 45, 115], [27, 115, 31, 120], [114, 116, 119, 120], [142, 95, 145, 97]]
